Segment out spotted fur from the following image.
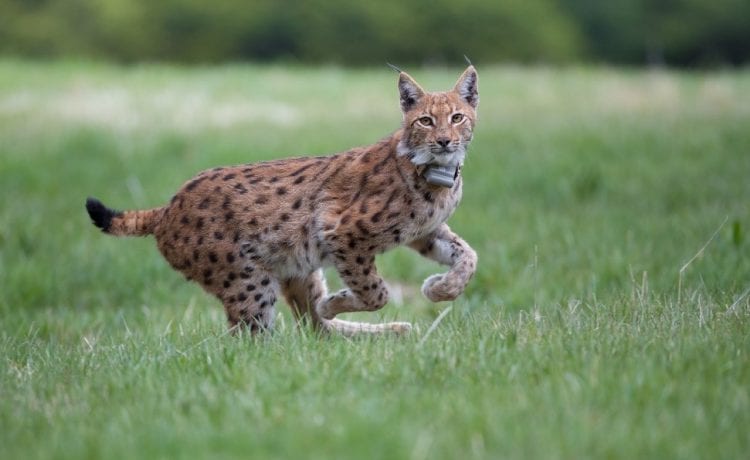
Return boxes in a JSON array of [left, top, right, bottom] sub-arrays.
[[85, 66, 479, 336]]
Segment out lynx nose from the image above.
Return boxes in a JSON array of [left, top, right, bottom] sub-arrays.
[[436, 137, 451, 148]]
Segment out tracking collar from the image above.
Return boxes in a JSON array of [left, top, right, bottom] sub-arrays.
[[423, 164, 460, 188]]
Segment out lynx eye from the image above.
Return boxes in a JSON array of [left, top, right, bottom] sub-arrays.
[[451, 113, 464, 123], [418, 116, 433, 127]]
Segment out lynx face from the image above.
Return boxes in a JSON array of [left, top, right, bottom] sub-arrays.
[[397, 66, 479, 168]]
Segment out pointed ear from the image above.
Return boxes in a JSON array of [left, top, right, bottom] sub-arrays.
[[398, 72, 425, 112], [453, 65, 479, 108]]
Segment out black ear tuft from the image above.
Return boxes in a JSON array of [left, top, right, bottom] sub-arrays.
[[386, 62, 403, 73], [86, 197, 119, 232]]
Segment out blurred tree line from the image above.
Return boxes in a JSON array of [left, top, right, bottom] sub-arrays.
[[1, 0, 748, 66]]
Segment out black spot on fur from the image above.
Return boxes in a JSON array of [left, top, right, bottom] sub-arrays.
[[355, 220, 370, 236], [186, 177, 205, 191], [85, 197, 121, 233], [290, 163, 314, 177]]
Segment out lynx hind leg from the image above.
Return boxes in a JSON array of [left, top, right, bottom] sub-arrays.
[[222, 270, 280, 334], [281, 270, 327, 329], [282, 269, 411, 336]]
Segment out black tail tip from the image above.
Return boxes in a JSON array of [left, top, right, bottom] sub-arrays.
[[86, 197, 118, 232]]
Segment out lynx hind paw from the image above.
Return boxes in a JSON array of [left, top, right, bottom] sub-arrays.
[[386, 321, 413, 335], [325, 318, 412, 337], [421, 273, 462, 302]]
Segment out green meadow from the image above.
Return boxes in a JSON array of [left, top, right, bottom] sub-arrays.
[[1, 60, 748, 459]]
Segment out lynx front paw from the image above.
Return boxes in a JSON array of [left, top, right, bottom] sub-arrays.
[[421, 273, 463, 302]]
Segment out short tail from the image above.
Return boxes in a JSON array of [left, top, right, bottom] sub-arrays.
[[85, 197, 164, 236]]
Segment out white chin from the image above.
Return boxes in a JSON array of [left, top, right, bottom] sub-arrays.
[[397, 141, 466, 167]]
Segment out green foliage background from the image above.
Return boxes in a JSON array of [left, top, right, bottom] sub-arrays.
[[2, 0, 749, 66]]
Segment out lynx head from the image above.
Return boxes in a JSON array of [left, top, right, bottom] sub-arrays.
[[396, 66, 479, 168]]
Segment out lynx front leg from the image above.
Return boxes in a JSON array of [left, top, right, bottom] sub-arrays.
[[316, 256, 389, 320], [409, 223, 477, 302], [285, 268, 410, 336]]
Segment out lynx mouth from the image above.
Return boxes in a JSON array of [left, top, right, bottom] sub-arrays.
[[397, 140, 466, 168]]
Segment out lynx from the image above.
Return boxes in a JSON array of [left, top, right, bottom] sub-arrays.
[[86, 66, 479, 336]]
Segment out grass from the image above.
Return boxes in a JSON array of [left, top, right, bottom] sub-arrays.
[[1, 60, 749, 459]]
